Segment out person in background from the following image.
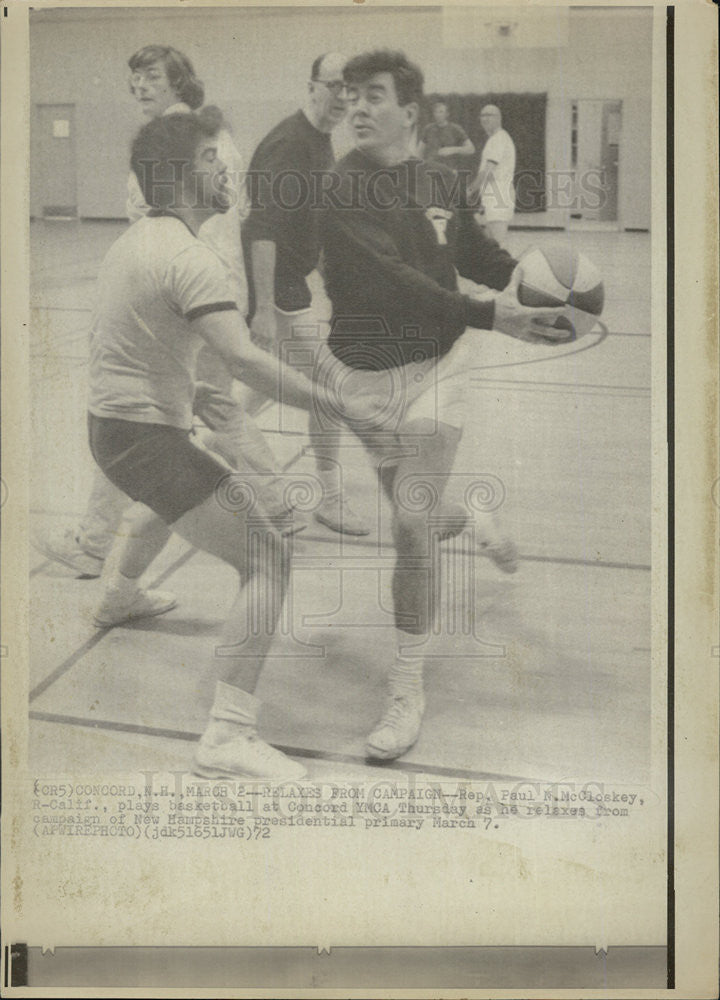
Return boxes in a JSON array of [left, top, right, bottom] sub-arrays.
[[470, 104, 516, 248], [242, 52, 370, 538], [418, 99, 475, 173]]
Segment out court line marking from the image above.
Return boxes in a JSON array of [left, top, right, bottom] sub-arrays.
[[472, 385, 649, 399], [276, 451, 650, 570], [30, 508, 106, 516], [28, 512, 649, 573], [31, 368, 652, 399], [30, 634, 111, 704], [31, 356, 91, 365], [29, 326, 648, 394], [275, 528, 653, 572], [29, 547, 199, 703], [472, 376, 649, 393], [31, 305, 93, 313], [28, 710, 532, 783], [520, 553, 650, 572], [31, 303, 652, 339], [30, 560, 52, 578]]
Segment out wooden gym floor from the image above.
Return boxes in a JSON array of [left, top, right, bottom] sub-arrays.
[[28, 221, 652, 785]]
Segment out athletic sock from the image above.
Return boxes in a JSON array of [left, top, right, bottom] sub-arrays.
[[101, 567, 142, 599], [202, 681, 260, 745], [317, 467, 341, 500], [389, 653, 424, 694]]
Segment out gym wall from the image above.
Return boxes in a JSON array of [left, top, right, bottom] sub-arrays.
[[30, 6, 652, 228]]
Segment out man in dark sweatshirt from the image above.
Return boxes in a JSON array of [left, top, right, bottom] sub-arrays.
[[321, 49, 564, 763], [242, 51, 369, 537]]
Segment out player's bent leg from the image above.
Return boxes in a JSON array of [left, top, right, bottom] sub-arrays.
[[204, 404, 306, 536], [79, 466, 134, 560], [192, 368, 301, 532], [33, 467, 131, 579], [392, 355, 518, 573], [88, 414, 305, 779], [171, 494, 306, 781], [386, 419, 463, 627], [366, 419, 461, 760], [94, 504, 177, 627], [278, 309, 369, 536]]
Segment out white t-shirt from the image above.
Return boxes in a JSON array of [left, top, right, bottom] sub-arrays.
[[127, 104, 249, 311], [88, 214, 236, 429], [479, 128, 516, 221]]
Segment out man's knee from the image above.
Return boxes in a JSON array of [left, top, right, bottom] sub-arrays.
[[391, 508, 429, 550]]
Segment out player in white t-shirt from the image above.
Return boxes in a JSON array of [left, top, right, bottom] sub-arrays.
[[36, 46, 293, 607], [89, 112, 380, 779], [471, 105, 516, 248]]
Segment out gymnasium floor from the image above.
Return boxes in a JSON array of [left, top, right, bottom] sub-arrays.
[[28, 220, 652, 785]]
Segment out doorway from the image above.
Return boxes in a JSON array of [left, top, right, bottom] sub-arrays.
[[570, 99, 622, 226], [34, 104, 77, 218]]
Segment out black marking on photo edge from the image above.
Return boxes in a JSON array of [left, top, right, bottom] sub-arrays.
[[10, 944, 28, 987], [666, 5, 676, 992]]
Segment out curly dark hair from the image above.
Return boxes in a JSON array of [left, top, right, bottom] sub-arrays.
[[130, 109, 220, 208], [343, 49, 424, 106]]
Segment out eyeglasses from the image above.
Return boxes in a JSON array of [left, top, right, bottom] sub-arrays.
[[130, 70, 166, 88], [312, 78, 349, 97]]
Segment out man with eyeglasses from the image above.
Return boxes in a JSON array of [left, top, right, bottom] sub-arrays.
[[242, 52, 369, 536]]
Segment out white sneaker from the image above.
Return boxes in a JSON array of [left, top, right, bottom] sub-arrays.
[[193, 731, 307, 780], [314, 490, 370, 536], [365, 688, 426, 760], [33, 528, 104, 578], [94, 587, 178, 627]]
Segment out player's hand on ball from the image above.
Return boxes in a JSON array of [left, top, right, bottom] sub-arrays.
[[493, 265, 569, 344], [250, 306, 277, 351]]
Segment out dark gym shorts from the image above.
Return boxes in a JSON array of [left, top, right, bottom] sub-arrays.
[[88, 413, 227, 524]]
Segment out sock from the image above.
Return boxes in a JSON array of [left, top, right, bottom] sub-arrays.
[[317, 466, 341, 500], [102, 568, 142, 599], [388, 653, 424, 695], [257, 477, 293, 519], [202, 682, 260, 745]]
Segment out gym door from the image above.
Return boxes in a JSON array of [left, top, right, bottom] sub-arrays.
[[571, 99, 622, 223], [35, 104, 77, 218]]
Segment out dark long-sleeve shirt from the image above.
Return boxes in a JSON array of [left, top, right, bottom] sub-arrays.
[[323, 150, 517, 370], [242, 110, 333, 315]]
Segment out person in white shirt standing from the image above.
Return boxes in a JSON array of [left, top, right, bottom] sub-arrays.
[[471, 105, 516, 248]]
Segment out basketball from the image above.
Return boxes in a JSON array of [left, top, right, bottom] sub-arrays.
[[517, 245, 604, 341]]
